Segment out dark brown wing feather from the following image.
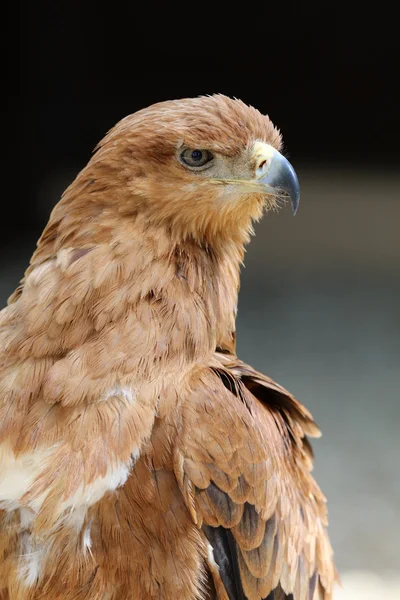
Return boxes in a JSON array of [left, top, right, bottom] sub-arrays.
[[203, 525, 245, 600], [204, 525, 296, 600]]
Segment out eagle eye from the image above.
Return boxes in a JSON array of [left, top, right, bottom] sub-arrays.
[[180, 148, 213, 169]]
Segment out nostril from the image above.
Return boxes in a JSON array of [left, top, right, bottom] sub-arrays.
[[258, 159, 267, 171]]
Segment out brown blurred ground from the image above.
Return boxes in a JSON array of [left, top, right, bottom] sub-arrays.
[[1, 167, 399, 590]]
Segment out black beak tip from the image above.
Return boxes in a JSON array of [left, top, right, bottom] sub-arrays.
[[291, 191, 300, 215], [286, 161, 300, 216]]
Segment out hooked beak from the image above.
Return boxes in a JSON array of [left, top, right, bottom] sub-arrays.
[[256, 145, 300, 215]]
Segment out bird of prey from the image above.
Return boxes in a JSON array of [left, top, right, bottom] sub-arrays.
[[0, 95, 337, 599]]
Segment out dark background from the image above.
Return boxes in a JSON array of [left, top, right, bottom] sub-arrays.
[[4, 3, 400, 594], [8, 2, 399, 240]]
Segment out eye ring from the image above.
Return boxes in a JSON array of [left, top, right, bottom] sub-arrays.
[[180, 148, 214, 169]]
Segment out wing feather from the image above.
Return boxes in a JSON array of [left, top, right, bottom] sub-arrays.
[[204, 525, 245, 600], [174, 353, 337, 600]]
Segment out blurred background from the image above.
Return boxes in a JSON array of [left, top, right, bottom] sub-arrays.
[[6, 2, 400, 597]]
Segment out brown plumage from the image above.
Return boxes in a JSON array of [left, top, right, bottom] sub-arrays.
[[0, 95, 337, 599]]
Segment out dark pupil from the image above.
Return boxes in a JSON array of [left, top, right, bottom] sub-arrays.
[[191, 150, 203, 162]]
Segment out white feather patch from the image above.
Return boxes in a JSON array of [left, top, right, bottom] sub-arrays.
[[0, 442, 57, 512], [207, 542, 220, 571], [1, 439, 140, 586], [103, 384, 136, 404], [19, 531, 42, 587], [60, 459, 133, 516], [83, 522, 92, 551]]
